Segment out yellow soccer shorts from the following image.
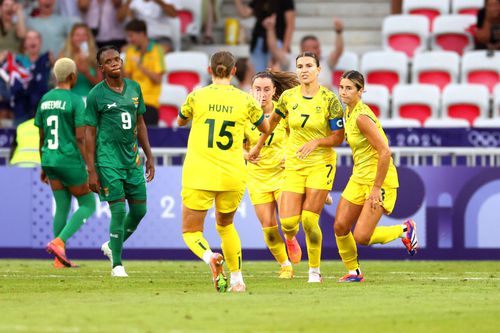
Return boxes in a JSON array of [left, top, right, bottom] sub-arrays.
[[182, 187, 245, 213], [282, 163, 336, 194], [341, 179, 398, 214], [249, 189, 281, 206]]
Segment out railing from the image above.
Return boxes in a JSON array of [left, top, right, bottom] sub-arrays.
[[3, 147, 499, 167]]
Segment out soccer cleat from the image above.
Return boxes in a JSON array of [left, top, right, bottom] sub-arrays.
[[111, 265, 128, 277], [209, 253, 227, 292], [101, 241, 113, 265], [46, 238, 72, 267], [402, 219, 418, 256], [285, 237, 302, 264], [338, 274, 365, 282], [228, 282, 246, 292], [53, 258, 79, 269], [279, 265, 294, 279], [308, 272, 323, 283]]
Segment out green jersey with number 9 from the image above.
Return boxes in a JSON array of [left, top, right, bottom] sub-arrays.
[[85, 78, 146, 168], [34, 89, 86, 167], [180, 84, 264, 191]]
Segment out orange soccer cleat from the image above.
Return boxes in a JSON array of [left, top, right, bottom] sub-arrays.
[[46, 238, 73, 267], [285, 237, 302, 264]]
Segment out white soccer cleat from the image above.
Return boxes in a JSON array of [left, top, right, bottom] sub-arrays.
[[101, 241, 113, 265], [111, 265, 128, 277], [308, 272, 323, 283]]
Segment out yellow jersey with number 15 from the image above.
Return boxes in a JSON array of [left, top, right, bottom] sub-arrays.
[[180, 84, 264, 191], [244, 101, 287, 193], [275, 85, 343, 170], [344, 100, 399, 188]]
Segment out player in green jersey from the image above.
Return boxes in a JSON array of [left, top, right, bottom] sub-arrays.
[[36, 58, 96, 269], [85, 46, 155, 277]]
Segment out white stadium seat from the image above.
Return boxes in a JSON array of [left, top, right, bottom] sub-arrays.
[[431, 15, 476, 55], [441, 83, 490, 125], [361, 51, 409, 93], [412, 51, 460, 90], [165, 51, 209, 92], [382, 15, 430, 58], [393, 84, 441, 125], [461, 50, 500, 93], [362, 84, 390, 119], [403, 0, 450, 27], [452, 0, 483, 15]]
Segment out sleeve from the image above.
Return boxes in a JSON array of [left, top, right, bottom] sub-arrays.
[[73, 95, 86, 127], [179, 91, 194, 119], [155, 45, 166, 73], [34, 101, 42, 128], [84, 91, 98, 127], [327, 93, 344, 130], [275, 92, 288, 118], [136, 82, 147, 115], [247, 95, 264, 126]]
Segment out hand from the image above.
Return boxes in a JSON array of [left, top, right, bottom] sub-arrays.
[[368, 186, 383, 210], [296, 140, 318, 159], [248, 145, 262, 162], [145, 157, 155, 182], [88, 170, 101, 194], [333, 17, 343, 33], [40, 169, 48, 184], [244, 150, 261, 164], [262, 14, 276, 30], [252, 90, 264, 106]]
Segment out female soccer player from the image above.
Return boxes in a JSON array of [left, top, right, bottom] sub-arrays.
[[178, 51, 269, 292], [36, 58, 96, 268], [244, 70, 299, 279], [334, 70, 418, 282], [249, 52, 344, 283]]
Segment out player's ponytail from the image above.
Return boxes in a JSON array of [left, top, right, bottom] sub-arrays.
[[252, 70, 300, 101], [210, 51, 236, 78]]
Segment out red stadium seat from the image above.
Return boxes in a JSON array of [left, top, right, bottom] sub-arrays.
[[461, 51, 500, 93], [159, 84, 188, 127], [361, 51, 408, 93], [393, 84, 440, 125], [403, 0, 450, 29], [362, 84, 390, 118], [452, 0, 483, 16], [164, 51, 209, 93], [412, 51, 460, 91], [383, 15, 430, 58], [442, 84, 489, 125], [431, 15, 476, 55], [178, 10, 193, 34], [177, 0, 202, 38], [331, 51, 359, 89]]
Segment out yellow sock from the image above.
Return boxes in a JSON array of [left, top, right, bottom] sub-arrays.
[[182, 231, 211, 260], [215, 223, 242, 273], [301, 210, 322, 268], [280, 215, 301, 240], [335, 232, 359, 271], [368, 225, 404, 245], [262, 226, 288, 264]]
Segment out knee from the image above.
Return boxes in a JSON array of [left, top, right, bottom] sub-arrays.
[[281, 215, 300, 232], [353, 231, 370, 246], [334, 220, 350, 236]]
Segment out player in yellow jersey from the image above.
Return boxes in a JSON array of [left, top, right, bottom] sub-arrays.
[[249, 52, 344, 283], [334, 70, 418, 283], [243, 70, 300, 279], [178, 51, 269, 293]]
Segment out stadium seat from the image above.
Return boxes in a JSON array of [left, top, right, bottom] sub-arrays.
[[403, 0, 450, 28], [441, 83, 489, 125], [412, 51, 460, 91], [393, 84, 441, 125], [452, 0, 483, 16], [380, 117, 422, 128], [431, 15, 476, 55], [382, 15, 430, 58], [177, 0, 202, 38], [461, 50, 500, 93], [424, 117, 470, 127], [165, 51, 209, 92], [476, 84, 500, 126], [158, 84, 188, 127], [332, 51, 359, 89], [362, 84, 390, 119], [361, 51, 408, 93]]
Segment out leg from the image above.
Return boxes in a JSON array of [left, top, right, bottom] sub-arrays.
[[354, 201, 402, 246], [181, 204, 211, 261], [279, 191, 303, 240], [108, 198, 127, 269], [48, 179, 71, 239], [123, 199, 147, 242]]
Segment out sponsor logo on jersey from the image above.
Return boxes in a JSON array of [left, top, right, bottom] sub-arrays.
[[292, 103, 298, 110], [106, 102, 117, 109]]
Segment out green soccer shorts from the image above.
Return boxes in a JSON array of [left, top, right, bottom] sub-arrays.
[[43, 166, 88, 187], [97, 166, 147, 202]]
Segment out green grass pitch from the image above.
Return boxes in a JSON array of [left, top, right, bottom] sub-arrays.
[[1, 260, 499, 333]]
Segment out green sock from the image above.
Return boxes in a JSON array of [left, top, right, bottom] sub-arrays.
[[109, 202, 126, 267], [123, 202, 147, 242], [58, 193, 96, 242], [52, 189, 71, 238]]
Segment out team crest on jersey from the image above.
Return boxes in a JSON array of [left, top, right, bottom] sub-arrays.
[[103, 187, 109, 197], [316, 106, 321, 113], [132, 97, 139, 108]]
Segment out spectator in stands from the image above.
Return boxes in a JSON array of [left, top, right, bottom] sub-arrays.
[[234, 0, 295, 72], [0, 52, 13, 127], [475, 0, 500, 51], [234, 57, 254, 92], [12, 29, 51, 126], [119, 0, 181, 51], [201, 0, 222, 44], [55, 0, 81, 20], [59, 23, 102, 99], [78, 0, 127, 50], [9, 116, 40, 166], [25, 0, 73, 55], [123, 19, 165, 126], [263, 14, 344, 90], [391, 0, 402, 14], [0, 0, 27, 52]]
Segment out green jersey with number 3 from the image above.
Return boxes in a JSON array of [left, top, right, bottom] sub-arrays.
[[34, 89, 86, 167], [85, 78, 146, 168]]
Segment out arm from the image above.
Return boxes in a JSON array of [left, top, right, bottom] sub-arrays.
[[117, 0, 132, 22], [357, 115, 391, 209], [296, 129, 344, 159], [78, 0, 90, 12], [282, 9, 295, 53], [234, 0, 253, 18], [475, 20, 492, 45], [153, 0, 177, 17], [85, 126, 100, 193], [136, 63, 164, 84], [14, 3, 26, 39], [327, 18, 344, 69], [263, 15, 289, 66], [248, 112, 280, 159], [38, 128, 48, 183], [177, 114, 191, 127], [137, 114, 155, 182]]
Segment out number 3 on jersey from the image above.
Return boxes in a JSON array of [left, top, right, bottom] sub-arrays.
[[47, 115, 58, 150], [205, 118, 235, 150]]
